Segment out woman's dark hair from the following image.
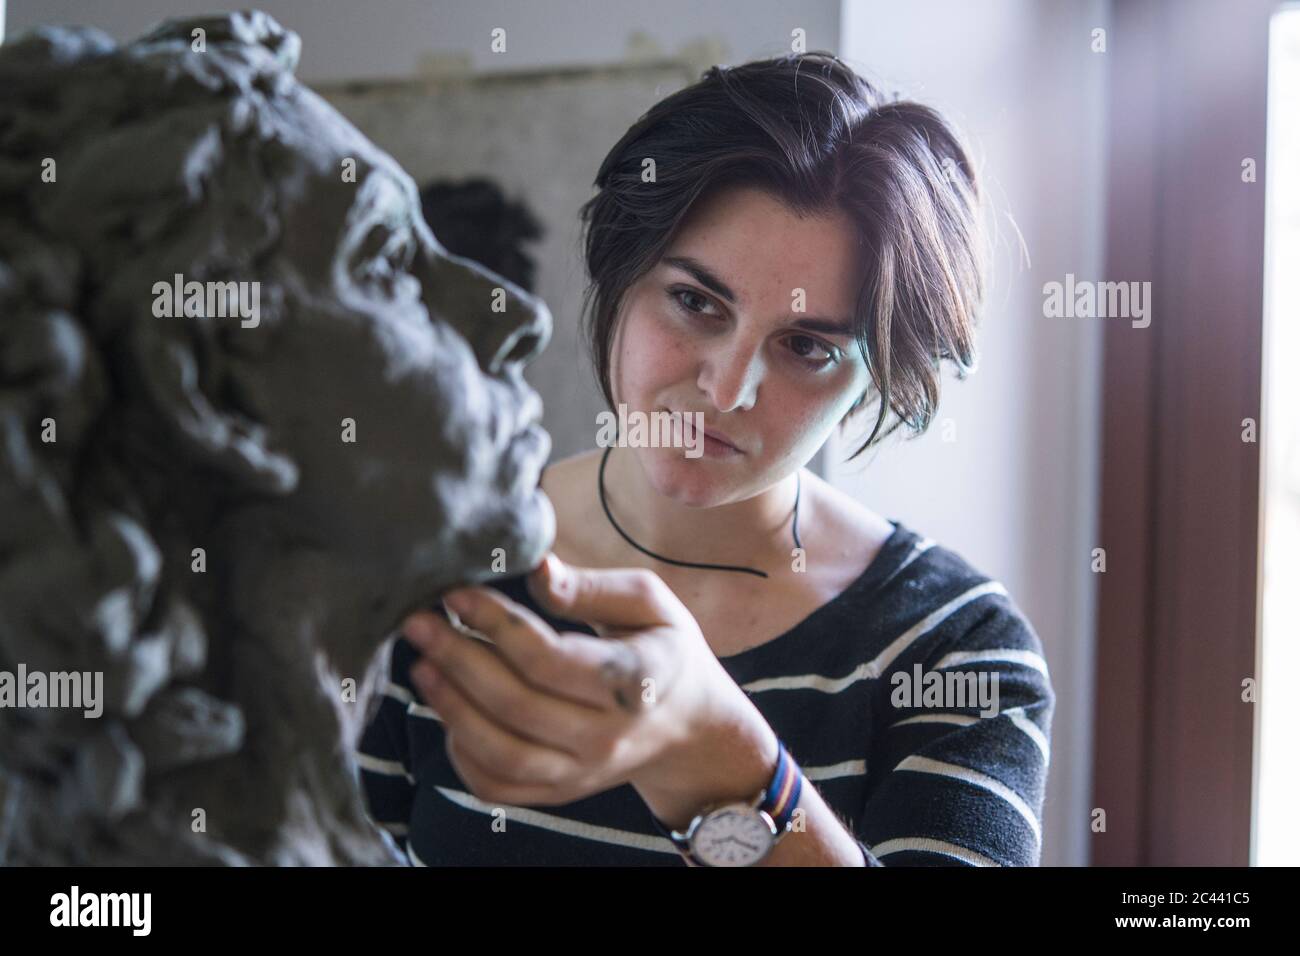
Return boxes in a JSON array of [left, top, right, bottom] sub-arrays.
[[577, 51, 987, 460]]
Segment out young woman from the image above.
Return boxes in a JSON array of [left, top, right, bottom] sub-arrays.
[[359, 51, 1054, 867]]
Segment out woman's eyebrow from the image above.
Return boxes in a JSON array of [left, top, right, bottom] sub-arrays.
[[792, 317, 855, 336], [662, 255, 737, 302], [662, 255, 854, 336]]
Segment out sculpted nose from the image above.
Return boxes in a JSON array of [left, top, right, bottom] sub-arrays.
[[421, 247, 552, 375]]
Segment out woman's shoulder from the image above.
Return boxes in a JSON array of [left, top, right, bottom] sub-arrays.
[[801, 468, 896, 562], [836, 513, 1043, 656]]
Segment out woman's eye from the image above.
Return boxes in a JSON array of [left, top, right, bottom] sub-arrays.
[[670, 288, 718, 317], [787, 334, 838, 368], [670, 286, 840, 370]]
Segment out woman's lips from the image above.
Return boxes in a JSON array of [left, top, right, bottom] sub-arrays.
[[678, 413, 742, 457]]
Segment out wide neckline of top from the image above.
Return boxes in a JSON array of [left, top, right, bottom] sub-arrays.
[[488, 517, 919, 665], [714, 517, 914, 662]]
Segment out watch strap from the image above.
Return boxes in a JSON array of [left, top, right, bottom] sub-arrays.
[[760, 738, 803, 835]]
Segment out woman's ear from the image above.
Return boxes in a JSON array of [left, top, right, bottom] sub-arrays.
[[127, 321, 298, 496]]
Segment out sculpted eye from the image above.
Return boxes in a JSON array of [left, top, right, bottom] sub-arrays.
[[352, 224, 418, 294]]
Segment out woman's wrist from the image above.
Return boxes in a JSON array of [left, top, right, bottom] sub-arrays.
[[630, 693, 779, 831]]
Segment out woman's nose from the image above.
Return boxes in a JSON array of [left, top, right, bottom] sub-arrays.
[[420, 247, 552, 375], [698, 341, 764, 413]]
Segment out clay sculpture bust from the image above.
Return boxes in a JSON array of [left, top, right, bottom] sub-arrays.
[[0, 11, 556, 864]]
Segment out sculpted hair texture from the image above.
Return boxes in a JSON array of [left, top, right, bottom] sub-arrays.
[[0, 15, 322, 865], [578, 51, 988, 459], [0, 2, 568, 865], [1, 7, 561, 865]]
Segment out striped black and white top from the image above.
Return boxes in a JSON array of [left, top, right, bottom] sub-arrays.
[[356, 519, 1055, 866]]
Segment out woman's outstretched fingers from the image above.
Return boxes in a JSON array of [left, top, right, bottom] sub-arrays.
[[437, 584, 671, 712], [596, 638, 655, 715], [526, 553, 694, 633], [402, 611, 605, 754], [526, 556, 690, 706]]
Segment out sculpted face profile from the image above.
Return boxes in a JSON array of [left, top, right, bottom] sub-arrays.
[[0, 11, 556, 864]]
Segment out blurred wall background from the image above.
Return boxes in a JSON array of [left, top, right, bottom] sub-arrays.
[[6, 0, 1103, 866], [6, 0, 840, 81], [833, 0, 1107, 870]]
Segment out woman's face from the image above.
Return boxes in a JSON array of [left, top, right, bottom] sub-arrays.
[[609, 185, 872, 507]]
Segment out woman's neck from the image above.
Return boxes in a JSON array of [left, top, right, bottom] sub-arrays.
[[599, 445, 802, 572]]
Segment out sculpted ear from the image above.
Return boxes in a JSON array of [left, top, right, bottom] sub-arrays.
[[128, 323, 298, 496]]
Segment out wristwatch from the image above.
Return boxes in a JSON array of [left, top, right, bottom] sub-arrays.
[[648, 738, 803, 867]]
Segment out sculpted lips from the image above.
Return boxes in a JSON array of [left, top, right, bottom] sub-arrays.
[[503, 387, 550, 485], [509, 421, 550, 458]]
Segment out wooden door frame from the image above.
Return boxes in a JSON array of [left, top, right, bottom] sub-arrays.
[[1092, 0, 1273, 865]]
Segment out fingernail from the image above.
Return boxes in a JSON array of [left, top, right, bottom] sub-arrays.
[[443, 589, 471, 617], [547, 554, 569, 593], [404, 614, 443, 650], [414, 661, 439, 690]]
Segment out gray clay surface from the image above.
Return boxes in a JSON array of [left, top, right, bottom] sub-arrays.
[[0, 10, 556, 864]]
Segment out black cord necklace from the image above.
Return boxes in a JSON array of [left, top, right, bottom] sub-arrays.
[[596, 444, 802, 579]]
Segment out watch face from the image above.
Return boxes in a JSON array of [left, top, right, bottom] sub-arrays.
[[691, 805, 777, 867]]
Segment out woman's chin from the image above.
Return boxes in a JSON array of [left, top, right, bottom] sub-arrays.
[[642, 455, 730, 508]]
